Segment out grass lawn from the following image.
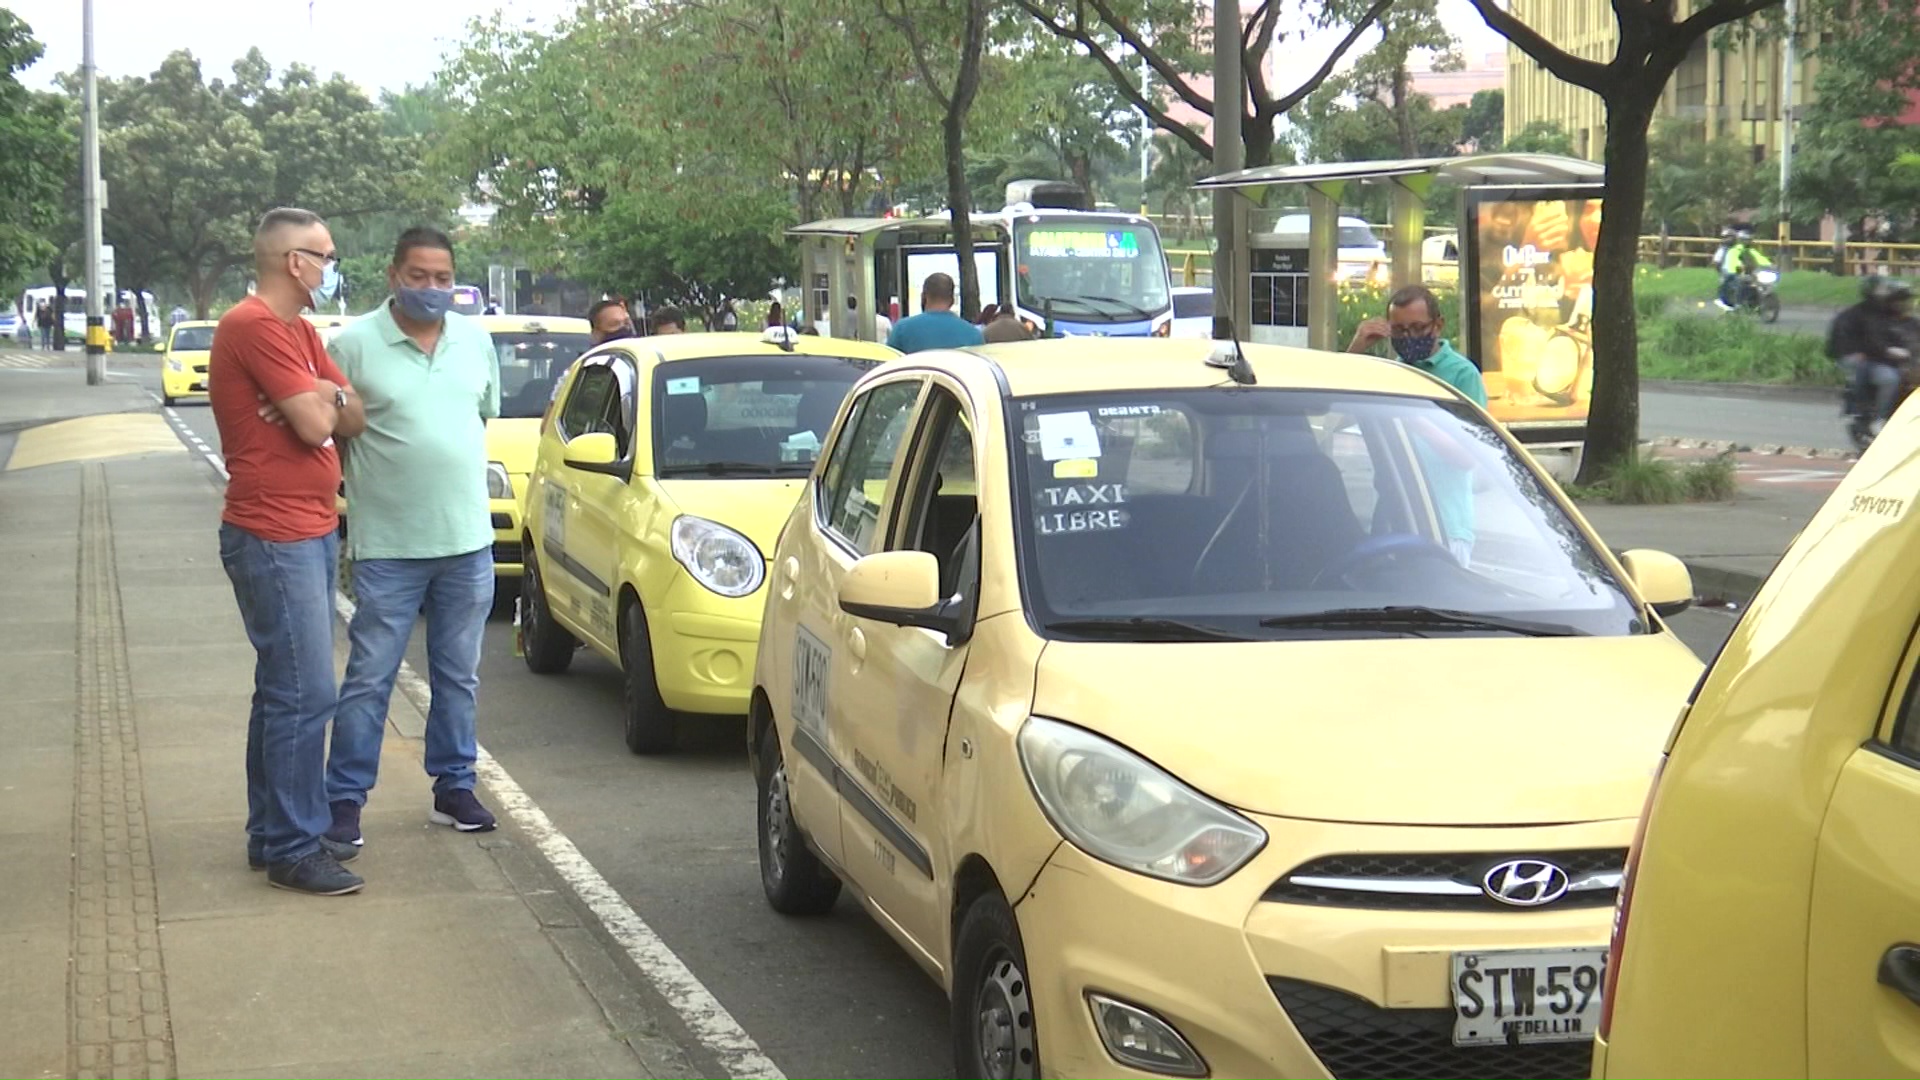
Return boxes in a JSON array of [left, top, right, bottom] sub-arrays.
[[1634, 265, 1885, 309]]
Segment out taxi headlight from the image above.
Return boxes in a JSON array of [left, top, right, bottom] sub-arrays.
[[166, 356, 183, 372], [486, 462, 512, 500], [671, 514, 766, 598], [1017, 715, 1266, 886]]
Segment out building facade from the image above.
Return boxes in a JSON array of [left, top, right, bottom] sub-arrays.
[[1503, 0, 1804, 162]]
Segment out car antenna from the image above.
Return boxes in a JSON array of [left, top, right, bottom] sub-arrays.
[[1204, 320, 1256, 386]]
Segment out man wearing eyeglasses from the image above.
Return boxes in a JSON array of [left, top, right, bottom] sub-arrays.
[[1347, 285, 1486, 566], [210, 207, 367, 896]]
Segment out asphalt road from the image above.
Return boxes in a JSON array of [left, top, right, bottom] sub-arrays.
[[145, 369, 1746, 1078], [1640, 385, 1848, 452]]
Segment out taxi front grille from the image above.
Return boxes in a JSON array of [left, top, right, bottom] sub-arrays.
[[1268, 977, 1592, 1080], [1264, 849, 1624, 911]]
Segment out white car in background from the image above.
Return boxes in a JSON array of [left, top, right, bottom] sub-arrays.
[[1269, 213, 1392, 287], [1170, 286, 1212, 339]]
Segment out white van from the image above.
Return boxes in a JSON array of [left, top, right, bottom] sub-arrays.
[[1266, 214, 1389, 286]]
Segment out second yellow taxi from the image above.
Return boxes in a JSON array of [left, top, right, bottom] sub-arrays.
[[519, 328, 898, 753], [160, 320, 217, 405], [750, 338, 1705, 1079], [473, 313, 594, 581]]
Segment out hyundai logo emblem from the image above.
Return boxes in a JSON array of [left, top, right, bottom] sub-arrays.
[[1482, 859, 1571, 907]]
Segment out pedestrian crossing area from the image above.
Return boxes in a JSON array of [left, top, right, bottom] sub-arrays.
[[0, 352, 62, 369]]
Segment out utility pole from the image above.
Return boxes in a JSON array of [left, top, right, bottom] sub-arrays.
[[1776, 0, 1797, 269], [1210, 0, 1243, 339], [80, 0, 105, 385]]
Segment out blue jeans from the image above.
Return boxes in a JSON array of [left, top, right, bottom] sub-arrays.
[[327, 548, 494, 804], [218, 523, 337, 865], [1843, 356, 1904, 423]]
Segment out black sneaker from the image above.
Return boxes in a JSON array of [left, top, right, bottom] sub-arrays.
[[325, 799, 364, 847], [428, 788, 497, 833], [251, 836, 357, 871], [267, 850, 365, 895]]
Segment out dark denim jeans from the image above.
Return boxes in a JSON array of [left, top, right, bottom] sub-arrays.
[[218, 522, 337, 865], [326, 547, 494, 805]]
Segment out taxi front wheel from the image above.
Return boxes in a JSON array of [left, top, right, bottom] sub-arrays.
[[520, 551, 576, 675], [755, 723, 841, 915], [620, 603, 675, 754], [953, 891, 1040, 1080]]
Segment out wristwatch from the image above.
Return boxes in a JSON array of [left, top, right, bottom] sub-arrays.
[[333, 387, 348, 409]]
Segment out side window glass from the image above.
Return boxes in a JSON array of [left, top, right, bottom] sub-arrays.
[[560, 366, 615, 441], [1893, 661, 1920, 760], [600, 361, 637, 457], [897, 391, 978, 597], [822, 381, 921, 555]]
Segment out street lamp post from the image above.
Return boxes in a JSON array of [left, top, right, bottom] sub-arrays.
[[80, 0, 106, 385]]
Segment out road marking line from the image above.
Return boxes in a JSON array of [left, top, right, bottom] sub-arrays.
[[156, 414, 784, 1080]]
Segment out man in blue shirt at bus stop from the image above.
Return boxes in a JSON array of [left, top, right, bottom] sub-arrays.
[[1349, 284, 1487, 567], [886, 273, 984, 353]]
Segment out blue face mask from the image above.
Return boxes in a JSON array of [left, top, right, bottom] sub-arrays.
[[394, 286, 455, 322], [308, 264, 341, 309], [1393, 334, 1439, 365]]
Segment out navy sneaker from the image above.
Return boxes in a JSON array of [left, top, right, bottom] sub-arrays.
[[428, 788, 497, 833], [325, 799, 364, 847], [267, 850, 365, 896], [251, 836, 358, 871]]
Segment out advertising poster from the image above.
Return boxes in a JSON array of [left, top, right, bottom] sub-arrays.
[[1465, 189, 1603, 426]]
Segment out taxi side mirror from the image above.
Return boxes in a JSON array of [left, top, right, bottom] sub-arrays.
[[562, 432, 625, 477], [1619, 548, 1693, 618], [839, 551, 958, 637]]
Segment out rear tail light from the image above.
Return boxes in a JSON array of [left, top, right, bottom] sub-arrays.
[[1599, 753, 1667, 1042]]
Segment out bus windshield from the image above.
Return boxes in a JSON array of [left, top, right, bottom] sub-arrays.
[[1012, 218, 1171, 324]]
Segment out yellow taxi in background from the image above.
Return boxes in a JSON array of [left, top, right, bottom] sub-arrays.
[[1594, 414, 1920, 1078], [160, 320, 217, 405], [518, 329, 897, 754], [750, 339, 1704, 1079], [474, 313, 593, 582], [302, 312, 353, 344]]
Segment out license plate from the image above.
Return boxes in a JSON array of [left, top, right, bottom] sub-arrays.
[[1450, 947, 1604, 1047]]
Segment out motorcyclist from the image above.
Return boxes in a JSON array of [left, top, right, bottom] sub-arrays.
[[1716, 227, 1773, 310], [1828, 275, 1918, 446], [1711, 226, 1736, 307]]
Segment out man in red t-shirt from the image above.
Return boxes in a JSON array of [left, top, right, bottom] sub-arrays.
[[211, 207, 369, 897]]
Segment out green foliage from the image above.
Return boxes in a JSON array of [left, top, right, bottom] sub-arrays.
[[0, 10, 73, 295], [1790, 2, 1920, 225], [1634, 264, 1875, 310], [1579, 450, 1738, 505], [1462, 88, 1503, 151], [1638, 313, 1836, 385], [1503, 121, 1574, 156], [1643, 121, 1770, 237], [575, 187, 796, 313], [1336, 282, 1462, 351]]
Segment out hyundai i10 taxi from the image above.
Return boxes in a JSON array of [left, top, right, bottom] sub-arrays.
[[519, 329, 898, 754], [749, 338, 1705, 1079], [475, 313, 593, 580], [160, 320, 217, 405]]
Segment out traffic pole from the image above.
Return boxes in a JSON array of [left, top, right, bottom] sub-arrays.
[[80, 0, 107, 385]]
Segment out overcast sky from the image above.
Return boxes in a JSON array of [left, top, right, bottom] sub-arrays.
[[10, 0, 1508, 96]]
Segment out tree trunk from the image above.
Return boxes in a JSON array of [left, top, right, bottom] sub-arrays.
[[134, 285, 151, 344], [1658, 221, 1671, 269], [1576, 92, 1658, 486], [190, 267, 219, 320], [1391, 59, 1418, 157], [1244, 111, 1275, 169], [943, 109, 981, 320]]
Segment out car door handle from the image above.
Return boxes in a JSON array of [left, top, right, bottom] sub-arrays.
[[1879, 945, 1920, 1007]]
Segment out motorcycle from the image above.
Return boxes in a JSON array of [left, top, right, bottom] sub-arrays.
[[1730, 268, 1782, 323]]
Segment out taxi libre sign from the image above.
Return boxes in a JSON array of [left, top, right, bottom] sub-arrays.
[[1461, 188, 1603, 427]]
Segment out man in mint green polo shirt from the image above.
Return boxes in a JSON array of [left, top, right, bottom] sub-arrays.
[[324, 226, 502, 847], [1349, 284, 1487, 566]]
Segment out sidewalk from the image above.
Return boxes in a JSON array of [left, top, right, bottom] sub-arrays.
[[1577, 448, 1844, 605], [1, 398, 695, 1077]]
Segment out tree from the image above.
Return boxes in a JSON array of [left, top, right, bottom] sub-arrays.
[[1005, 43, 1136, 197], [1789, 3, 1920, 237], [576, 186, 795, 316], [1465, 0, 1784, 485], [1015, 0, 1396, 169], [1643, 121, 1769, 261], [1333, 0, 1460, 157], [1503, 119, 1573, 155], [879, 0, 992, 317], [1461, 87, 1503, 151], [0, 11, 73, 301], [1290, 82, 1465, 163]]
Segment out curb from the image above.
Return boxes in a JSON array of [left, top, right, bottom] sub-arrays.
[[1644, 379, 1840, 405], [1647, 434, 1856, 461], [1684, 560, 1770, 609]]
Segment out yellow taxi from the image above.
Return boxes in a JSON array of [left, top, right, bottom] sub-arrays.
[[1593, 415, 1920, 1077], [518, 328, 898, 753], [474, 313, 594, 580], [160, 320, 217, 405], [749, 338, 1705, 1079]]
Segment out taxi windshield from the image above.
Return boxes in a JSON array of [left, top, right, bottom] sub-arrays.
[[496, 332, 594, 418], [1013, 219, 1170, 323], [1010, 389, 1643, 639], [170, 327, 214, 351], [653, 354, 877, 478]]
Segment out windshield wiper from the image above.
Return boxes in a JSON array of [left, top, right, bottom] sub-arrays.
[[1025, 294, 1102, 314], [1079, 294, 1154, 321], [1257, 606, 1585, 637], [658, 461, 808, 478], [1044, 616, 1251, 642]]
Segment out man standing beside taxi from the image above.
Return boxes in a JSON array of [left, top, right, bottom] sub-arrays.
[[212, 207, 367, 896], [324, 227, 502, 847], [1348, 285, 1486, 565]]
